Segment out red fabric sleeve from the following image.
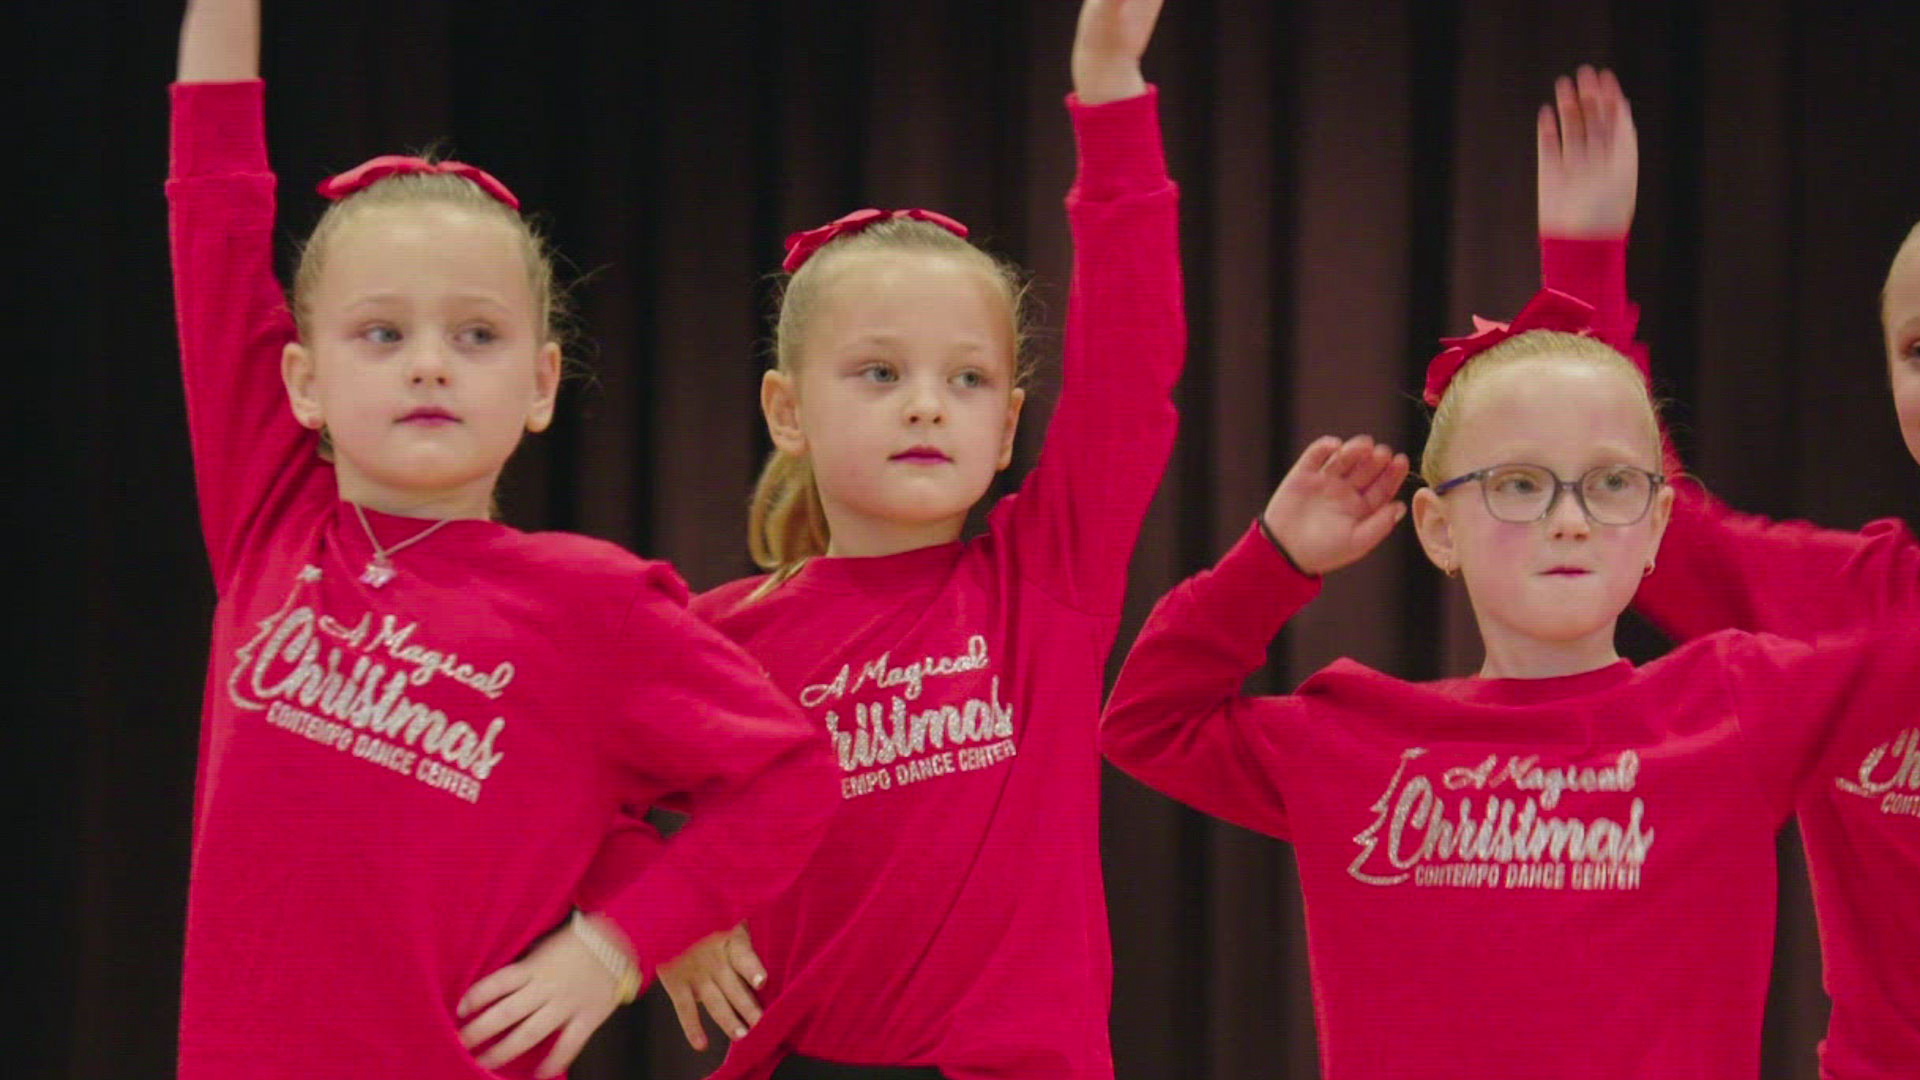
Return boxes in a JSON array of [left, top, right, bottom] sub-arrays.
[[590, 570, 835, 979], [168, 80, 334, 590], [571, 813, 668, 914], [1642, 490, 1920, 640], [1099, 523, 1319, 840], [1540, 233, 1920, 639], [992, 87, 1185, 616], [1721, 623, 1920, 817], [1541, 235, 1633, 335]]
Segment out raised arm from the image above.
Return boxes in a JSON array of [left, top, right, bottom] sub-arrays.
[[179, 0, 258, 82], [172, 0, 333, 588], [1535, 67, 1920, 638], [1102, 436, 1406, 835], [996, 0, 1184, 615]]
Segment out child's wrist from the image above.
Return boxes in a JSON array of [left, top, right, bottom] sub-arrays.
[[1255, 516, 1317, 578], [1073, 63, 1147, 105], [570, 910, 640, 1005]]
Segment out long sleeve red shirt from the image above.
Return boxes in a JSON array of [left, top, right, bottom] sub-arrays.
[[1546, 233, 1920, 1080], [1102, 524, 1920, 1079], [617, 88, 1182, 1080], [170, 80, 835, 1079]]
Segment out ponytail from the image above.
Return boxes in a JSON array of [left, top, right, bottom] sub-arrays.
[[747, 449, 829, 599]]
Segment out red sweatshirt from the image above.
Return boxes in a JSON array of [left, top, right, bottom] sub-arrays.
[[609, 89, 1181, 1080], [1546, 234, 1920, 1080], [1101, 525, 1920, 1079], [169, 80, 834, 1079]]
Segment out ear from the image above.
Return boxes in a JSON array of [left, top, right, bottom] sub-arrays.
[[524, 341, 563, 433], [1410, 487, 1458, 575], [281, 341, 325, 431], [995, 387, 1027, 470], [1644, 479, 1675, 559], [762, 369, 807, 456]]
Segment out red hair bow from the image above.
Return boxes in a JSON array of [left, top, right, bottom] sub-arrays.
[[316, 155, 522, 211], [1423, 287, 1647, 406], [782, 208, 970, 273]]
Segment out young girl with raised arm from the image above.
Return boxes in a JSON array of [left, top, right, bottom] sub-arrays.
[[583, 2, 1181, 1076], [1537, 65, 1920, 1080], [170, 3, 832, 1076], [1100, 289, 1920, 1075]]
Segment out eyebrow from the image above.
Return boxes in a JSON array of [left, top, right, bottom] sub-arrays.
[[1472, 443, 1657, 468], [340, 293, 516, 313], [836, 331, 988, 348]]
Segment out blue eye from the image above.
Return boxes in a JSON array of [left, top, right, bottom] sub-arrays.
[[363, 325, 401, 345], [954, 369, 986, 389], [859, 363, 898, 383], [458, 325, 499, 347]]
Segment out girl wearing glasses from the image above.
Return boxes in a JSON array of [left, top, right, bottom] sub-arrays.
[[1535, 68, 1920, 1080], [1097, 109, 1920, 1072]]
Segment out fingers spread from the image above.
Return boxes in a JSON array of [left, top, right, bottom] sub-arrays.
[[727, 927, 768, 991], [1362, 453, 1412, 508], [715, 965, 764, 1028], [460, 984, 538, 1050], [1354, 498, 1409, 551], [696, 977, 749, 1041], [459, 963, 529, 1019], [663, 976, 709, 1051], [1555, 75, 1584, 149], [476, 1001, 565, 1070], [535, 1018, 597, 1080], [1294, 435, 1342, 477]]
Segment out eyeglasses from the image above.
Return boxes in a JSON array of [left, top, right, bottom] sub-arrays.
[[1432, 463, 1666, 526]]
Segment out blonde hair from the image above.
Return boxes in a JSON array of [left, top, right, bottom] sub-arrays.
[[292, 168, 565, 345], [747, 218, 1031, 595], [1420, 329, 1659, 486], [288, 166, 571, 483]]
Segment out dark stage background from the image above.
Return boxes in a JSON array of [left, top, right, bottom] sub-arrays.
[[22, 1, 1920, 1077]]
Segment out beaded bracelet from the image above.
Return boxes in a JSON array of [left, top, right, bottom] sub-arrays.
[[570, 910, 640, 1005]]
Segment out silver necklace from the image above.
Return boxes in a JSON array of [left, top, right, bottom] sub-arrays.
[[352, 502, 455, 588]]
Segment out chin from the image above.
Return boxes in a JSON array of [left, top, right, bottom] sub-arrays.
[[1510, 606, 1620, 643], [870, 485, 986, 523]]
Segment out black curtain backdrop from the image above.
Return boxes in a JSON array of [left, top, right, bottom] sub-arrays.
[[22, 1, 1920, 1077]]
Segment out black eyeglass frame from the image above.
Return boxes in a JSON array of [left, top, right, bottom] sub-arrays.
[[1430, 463, 1668, 526]]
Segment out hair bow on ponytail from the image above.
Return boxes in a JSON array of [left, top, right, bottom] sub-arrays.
[[1423, 287, 1648, 406], [781, 208, 970, 273], [316, 155, 522, 211]]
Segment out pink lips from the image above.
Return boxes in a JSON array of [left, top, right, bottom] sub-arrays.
[[1542, 566, 1592, 576], [400, 407, 459, 426], [890, 446, 951, 463]]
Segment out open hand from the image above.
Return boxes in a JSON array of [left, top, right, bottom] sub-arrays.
[[1537, 65, 1637, 238], [1072, 0, 1165, 104], [1262, 435, 1409, 576], [458, 918, 627, 1078], [656, 923, 767, 1051]]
